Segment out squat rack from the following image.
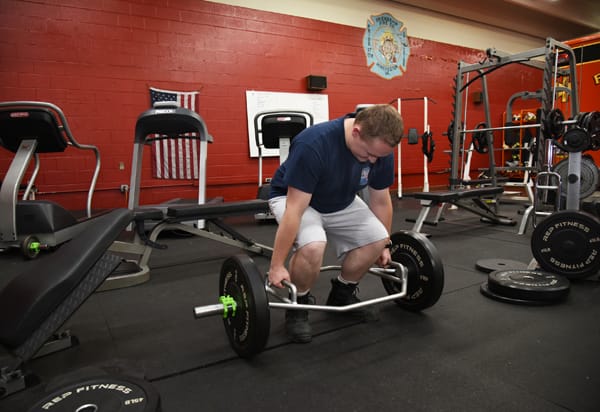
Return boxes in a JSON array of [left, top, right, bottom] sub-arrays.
[[448, 37, 579, 194]]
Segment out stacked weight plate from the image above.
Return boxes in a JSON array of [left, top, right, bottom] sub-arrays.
[[480, 269, 570, 305]]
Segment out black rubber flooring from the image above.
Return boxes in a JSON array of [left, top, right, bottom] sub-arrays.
[[1, 197, 600, 411]]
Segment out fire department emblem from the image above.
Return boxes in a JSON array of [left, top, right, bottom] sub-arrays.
[[363, 13, 409, 79]]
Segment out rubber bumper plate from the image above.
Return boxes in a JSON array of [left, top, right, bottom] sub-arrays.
[[475, 258, 528, 274], [27, 375, 161, 412], [480, 269, 570, 305]]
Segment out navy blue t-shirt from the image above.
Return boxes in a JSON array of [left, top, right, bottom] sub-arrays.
[[269, 115, 394, 213]]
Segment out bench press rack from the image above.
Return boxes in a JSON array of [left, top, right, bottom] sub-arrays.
[[403, 186, 515, 232]]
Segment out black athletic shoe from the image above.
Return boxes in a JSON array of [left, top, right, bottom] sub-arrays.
[[326, 278, 379, 322], [285, 294, 315, 343]]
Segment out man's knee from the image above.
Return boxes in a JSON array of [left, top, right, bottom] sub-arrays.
[[296, 241, 326, 266]]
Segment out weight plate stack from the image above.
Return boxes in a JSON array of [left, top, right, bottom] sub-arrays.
[[480, 269, 570, 305]]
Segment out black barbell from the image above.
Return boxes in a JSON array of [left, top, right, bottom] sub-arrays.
[[193, 231, 445, 358], [447, 110, 600, 153]]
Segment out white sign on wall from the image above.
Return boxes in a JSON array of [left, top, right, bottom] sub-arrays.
[[246, 90, 329, 158]]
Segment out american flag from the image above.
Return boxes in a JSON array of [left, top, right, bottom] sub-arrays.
[[149, 87, 201, 179]]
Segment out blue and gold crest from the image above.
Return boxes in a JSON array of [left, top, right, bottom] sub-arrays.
[[363, 13, 409, 79]]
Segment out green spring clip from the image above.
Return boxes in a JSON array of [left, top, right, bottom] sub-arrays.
[[219, 295, 237, 318]]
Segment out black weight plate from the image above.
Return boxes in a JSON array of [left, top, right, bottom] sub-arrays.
[[531, 210, 600, 279], [480, 282, 561, 306], [588, 111, 600, 142], [581, 156, 600, 198], [544, 108, 565, 139], [21, 235, 40, 259], [382, 231, 445, 311], [219, 254, 270, 358], [486, 269, 570, 303], [27, 375, 161, 412], [553, 156, 599, 199], [563, 126, 590, 152], [475, 258, 528, 273], [575, 111, 589, 129]]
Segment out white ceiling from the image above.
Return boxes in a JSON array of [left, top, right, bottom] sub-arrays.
[[391, 0, 600, 42]]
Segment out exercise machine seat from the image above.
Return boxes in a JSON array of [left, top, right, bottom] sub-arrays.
[[0, 208, 134, 349]]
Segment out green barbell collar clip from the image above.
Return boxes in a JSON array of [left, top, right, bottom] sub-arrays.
[[219, 295, 237, 318]]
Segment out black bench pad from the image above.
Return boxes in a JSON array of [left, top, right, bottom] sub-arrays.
[[166, 199, 269, 220], [0, 208, 134, 349], [133, 207, 164, 221], [404, 187, 503, 203]]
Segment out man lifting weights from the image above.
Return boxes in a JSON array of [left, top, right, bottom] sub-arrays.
[[267, 104, 404, 343]]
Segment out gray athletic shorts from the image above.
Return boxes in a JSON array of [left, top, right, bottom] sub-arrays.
[[268, 195, 389, 259]]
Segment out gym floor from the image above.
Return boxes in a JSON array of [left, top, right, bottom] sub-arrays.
[[1, 196, 599, 412]]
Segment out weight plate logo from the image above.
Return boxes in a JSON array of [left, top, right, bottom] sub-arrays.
[[363, 13, 410, 79]]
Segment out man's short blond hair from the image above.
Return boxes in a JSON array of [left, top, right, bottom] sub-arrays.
[[355, 104, 404, 147]]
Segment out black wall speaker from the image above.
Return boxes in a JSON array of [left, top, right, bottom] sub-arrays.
[[306, 75, 327, 91]]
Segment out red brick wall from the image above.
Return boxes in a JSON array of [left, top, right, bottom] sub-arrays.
[[0, 0, 542, 211]]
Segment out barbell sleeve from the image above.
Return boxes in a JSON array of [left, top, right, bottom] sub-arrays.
[[193, 303, 225, 318], [194, 295, 238, 319]]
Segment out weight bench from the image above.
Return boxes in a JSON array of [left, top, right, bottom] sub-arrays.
[[404, 186, 516, 232], [105, 199, 274, 291], [0, 208, 134, 398]]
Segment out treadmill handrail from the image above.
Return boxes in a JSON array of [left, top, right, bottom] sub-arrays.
[[134, 106, 213, 144]]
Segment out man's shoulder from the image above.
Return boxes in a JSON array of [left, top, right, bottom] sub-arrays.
[[296, 116, 344, 144]]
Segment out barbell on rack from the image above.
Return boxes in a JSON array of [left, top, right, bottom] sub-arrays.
[[459, 116, 577, 135], [193, 231, 445, 358], [453, 109, 599, 153]]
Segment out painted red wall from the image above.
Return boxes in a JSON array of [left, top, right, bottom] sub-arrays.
[[0, 0, 542, 211]]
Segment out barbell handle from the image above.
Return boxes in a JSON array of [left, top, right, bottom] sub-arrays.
[[265, 279, 297, 304], [368, 261, 403, 276], [266, 262, 405, 304], [282, 279, 297, 302], [265, 277, 318, 304]]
